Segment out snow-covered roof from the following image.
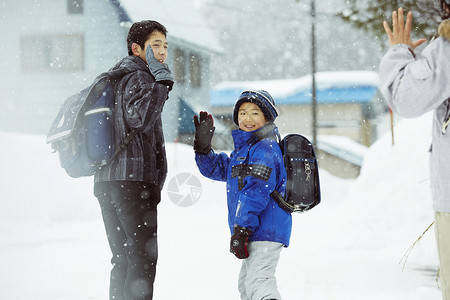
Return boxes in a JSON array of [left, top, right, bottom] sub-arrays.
[[211, 71, 380, 107], [317, 135, 368, 166], [114, 0, 222, 54]]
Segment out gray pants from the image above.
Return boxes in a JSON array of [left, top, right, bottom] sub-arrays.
[[436, 212, 450, 300], [238, 241, 283, 300]]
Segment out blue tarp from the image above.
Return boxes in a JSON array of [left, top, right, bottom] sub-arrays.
[[178, 97, 196, 134], [211, 86, 378, 107]]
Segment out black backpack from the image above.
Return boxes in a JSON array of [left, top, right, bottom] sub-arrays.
[[46, 69, 136, 178], [270, 134, 321, 213]]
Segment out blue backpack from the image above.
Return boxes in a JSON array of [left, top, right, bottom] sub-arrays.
[[46, 69, 136, 178]]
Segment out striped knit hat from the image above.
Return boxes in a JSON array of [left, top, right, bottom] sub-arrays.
[[233, 90, 278, 126]]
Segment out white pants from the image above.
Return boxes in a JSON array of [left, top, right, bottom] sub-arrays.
[[436, 212, 450, 300], [238, 241, 283, 300]]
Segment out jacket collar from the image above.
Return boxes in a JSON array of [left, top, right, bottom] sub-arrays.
[[232, 123, 278, 150]]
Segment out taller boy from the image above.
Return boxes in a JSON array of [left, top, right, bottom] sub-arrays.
[[94, 20, 173, 300]]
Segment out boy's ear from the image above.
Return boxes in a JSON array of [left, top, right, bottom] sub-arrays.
[[131, 43, 142, 57]]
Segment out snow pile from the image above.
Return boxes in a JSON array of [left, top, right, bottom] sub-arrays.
[[0, 112, 442, 299], [343, 112, 435, 251]]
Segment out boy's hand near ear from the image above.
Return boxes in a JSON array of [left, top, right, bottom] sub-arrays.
[[146, 46, 174, 91]]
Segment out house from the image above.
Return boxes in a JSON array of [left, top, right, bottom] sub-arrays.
[[0, 0, 222, 143], [316, 135, 368, 179], [210, 70, 387, 148], [209, 70, 387, 178]]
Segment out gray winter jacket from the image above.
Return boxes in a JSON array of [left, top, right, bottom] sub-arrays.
[[94, 55, 169, 190], [379, 37, 450, 212]]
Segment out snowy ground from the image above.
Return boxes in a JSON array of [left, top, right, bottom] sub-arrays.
[[0, 112, 442, 299]]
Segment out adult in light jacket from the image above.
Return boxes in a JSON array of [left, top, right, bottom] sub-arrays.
[[379, 2, 450, 299]]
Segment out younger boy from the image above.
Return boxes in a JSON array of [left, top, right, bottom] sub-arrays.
[[194, 90, 292, 300]]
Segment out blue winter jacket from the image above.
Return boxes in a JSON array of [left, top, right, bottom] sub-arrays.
[[195, 124, 292, 246]]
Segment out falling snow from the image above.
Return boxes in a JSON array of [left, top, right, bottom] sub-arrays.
[[0, 111, 442, 299]]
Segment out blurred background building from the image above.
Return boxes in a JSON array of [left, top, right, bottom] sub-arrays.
[[0, 0, 390, 178]]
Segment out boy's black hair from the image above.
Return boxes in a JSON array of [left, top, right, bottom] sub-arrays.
[[127, 20, 167, 56]]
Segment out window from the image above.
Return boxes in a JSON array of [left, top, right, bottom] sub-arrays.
[[21, 34, 84, 72], [67, 0, 83, 14], [189, 53, 201, 88], [173, 48, 186, 84]]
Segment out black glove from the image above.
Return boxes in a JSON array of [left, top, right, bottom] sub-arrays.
[[230, 225, 252, 259], [145, 46, 174, 91], [193, 111, 215, 154]]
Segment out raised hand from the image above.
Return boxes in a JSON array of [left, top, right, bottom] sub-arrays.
[[193, 111, 215, 154], [383, 7, 427, 49]]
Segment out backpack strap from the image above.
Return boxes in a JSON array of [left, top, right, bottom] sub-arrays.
[[270, 189, 296, 213], [249, 124, 294, 213], [109, 129, 138, 162], [243, 124, 294, 212], [103, 69, 138, 166]]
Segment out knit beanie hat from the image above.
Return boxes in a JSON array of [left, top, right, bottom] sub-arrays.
[[233, 90, 278, 126]]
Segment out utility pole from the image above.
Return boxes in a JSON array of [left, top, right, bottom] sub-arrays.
[[311, 0, 317, 149]]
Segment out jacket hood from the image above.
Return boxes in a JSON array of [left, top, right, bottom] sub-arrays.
[[98, 56, 151, 83], [110, 55, 150, 74], [232, 123, 279, 150]]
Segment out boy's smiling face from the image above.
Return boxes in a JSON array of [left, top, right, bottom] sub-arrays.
[[238, 102, 268, 132], [133, 30, 168, 64]]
